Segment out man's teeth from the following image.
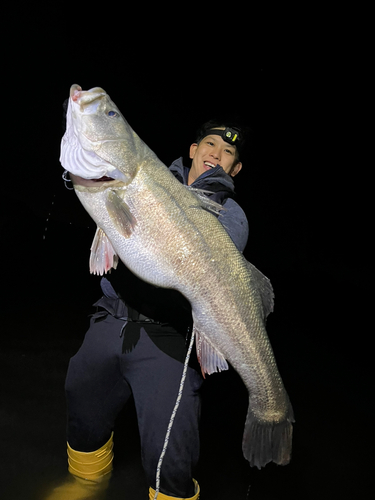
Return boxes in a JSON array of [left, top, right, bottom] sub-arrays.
[[204, 162, 216, 168]]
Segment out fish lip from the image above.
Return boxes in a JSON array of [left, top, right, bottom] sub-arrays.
[[70, 84, 107, 109], [70, 84, 82, 102]]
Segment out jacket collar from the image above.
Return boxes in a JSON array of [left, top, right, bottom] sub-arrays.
[[169, 157, 235, 193]]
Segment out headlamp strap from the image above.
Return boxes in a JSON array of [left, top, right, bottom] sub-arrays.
[[205, 127, 241, 146]]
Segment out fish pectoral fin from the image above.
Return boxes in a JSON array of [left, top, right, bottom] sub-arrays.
[[105, 190, 137, 238], [90, 227, 119, 275], [194, 326, 229, 376], [186, 186, 224, 215]]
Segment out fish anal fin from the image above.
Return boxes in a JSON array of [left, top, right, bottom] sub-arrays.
[[105, 190, 137, 238], [194, 326, 229, 376], [90, 227, 119, 275]]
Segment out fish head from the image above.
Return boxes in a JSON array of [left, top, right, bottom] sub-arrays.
[[60, 84, 149, 184]]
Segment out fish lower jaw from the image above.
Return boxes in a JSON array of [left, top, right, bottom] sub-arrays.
[[70, 173, 125, 191], [69, 173, 114, 186]]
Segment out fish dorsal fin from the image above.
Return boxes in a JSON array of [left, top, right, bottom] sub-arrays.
[[194, 326, 229, 376], [90, 227, 119, 275], [246, 260, 275, 319], [105, 189, 137, 238], [186, 186, 224, 216]]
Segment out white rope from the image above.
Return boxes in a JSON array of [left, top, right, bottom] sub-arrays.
[[152, 328, 196, 500]]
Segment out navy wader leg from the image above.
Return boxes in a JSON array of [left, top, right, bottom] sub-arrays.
[[66, 314, 202, 498], [65, 314, 131, 451], [123, 329, 203, 498]]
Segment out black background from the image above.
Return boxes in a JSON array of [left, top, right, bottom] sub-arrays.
[[0, 5, 371, 499]]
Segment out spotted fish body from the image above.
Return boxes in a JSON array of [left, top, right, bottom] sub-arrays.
[[60, 85, 294, 468]]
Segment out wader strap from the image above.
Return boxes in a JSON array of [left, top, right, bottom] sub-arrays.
[[93, 296, 130, 320], [92, 296, 147, 323]]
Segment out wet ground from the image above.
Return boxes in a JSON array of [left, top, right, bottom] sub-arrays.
[[1, 215, 371, 500]]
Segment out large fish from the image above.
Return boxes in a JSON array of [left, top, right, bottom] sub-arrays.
[[60, 84, 294, 468]]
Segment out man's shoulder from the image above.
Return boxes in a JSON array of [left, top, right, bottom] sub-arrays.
[[169, 157, 188, 184], [222, 197, 248, 222]]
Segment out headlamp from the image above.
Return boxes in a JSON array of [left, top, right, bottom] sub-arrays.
[[204, 127, 242, 146]]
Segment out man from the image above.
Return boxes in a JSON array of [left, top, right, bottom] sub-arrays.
[[47, 120, 249, 500]]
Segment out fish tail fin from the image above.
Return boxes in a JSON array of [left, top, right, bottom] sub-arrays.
[[242, 400, 294, 469]]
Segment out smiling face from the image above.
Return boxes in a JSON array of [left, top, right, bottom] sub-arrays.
[[188, 130, 242, 185]]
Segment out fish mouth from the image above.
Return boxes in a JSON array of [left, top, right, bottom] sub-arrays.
[[69, 173, 117, 188], [93, 176, 115, 182], [70, 84, 107, 112], [63, 85, 129, 185]]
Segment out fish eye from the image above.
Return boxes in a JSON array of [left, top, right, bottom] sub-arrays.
[[108, 110, 119, 118]]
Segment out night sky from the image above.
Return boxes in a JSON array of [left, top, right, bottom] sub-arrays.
[[1, 8, 371, 499]]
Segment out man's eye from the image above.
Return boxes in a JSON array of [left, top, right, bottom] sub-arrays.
[[225, 149, 234, 155]]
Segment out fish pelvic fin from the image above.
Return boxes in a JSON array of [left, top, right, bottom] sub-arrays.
[[246, 260, 275, 319], [194, 326, 229, 376], [242, 399, 295, 469], [90, 227, 119, 275], [105, 189, 137, 238]]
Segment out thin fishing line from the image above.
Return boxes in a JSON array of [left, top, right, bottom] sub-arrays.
[[152, 328, 196, 500]]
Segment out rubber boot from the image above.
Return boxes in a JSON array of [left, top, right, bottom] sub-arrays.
[[44, 432, 114, 500], [149, 479, 200, 499]]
